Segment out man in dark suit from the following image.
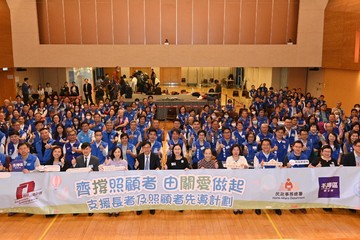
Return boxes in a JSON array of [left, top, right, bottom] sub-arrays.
[[135, 141, 161, 215], [71, 142, 99, 216], [72, 142, 99, 171], [341, 139, 360, 166], [22, 78, 30, 104], [83, 78, 94, 104]]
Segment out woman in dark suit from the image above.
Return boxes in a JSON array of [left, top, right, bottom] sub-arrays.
[[45, 145, 71, 171], [164, 144, 189, 170]]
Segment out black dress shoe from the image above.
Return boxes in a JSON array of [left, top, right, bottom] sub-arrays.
[[275, 209, 282, 215], [238, 209, 244, 214], [349, 209, 357, 213], [136, 211, 142, 215], [150, 210, 155, 215], [233, 210, 238, 215], [323, 208, 332, 212], [300, 209, 307, 214], [45, 214, 55, 218], [88, 213, 94, 216], [108, 213, 113, 217], [73, 213, 79, 216], [255, 209, 261, 215], [114, 213, 120, 217], [179, 210, 184, 213], [7, 212, 16, 217], [289, 209, 296, 214], [26, 213, 34, 217]]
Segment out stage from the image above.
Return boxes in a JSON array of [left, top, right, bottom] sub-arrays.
[[124, 94, 212, 120]]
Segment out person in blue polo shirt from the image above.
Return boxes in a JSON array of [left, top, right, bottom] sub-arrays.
[[253, 138, 282, 216], [91, 130, 108, 164], [283, 140, 308, 214], [78, 121, 95, 143], [216, 127, 236, 169], [117, 133, 137, 170], [35, 128, 56, 165], [102, 120, 118, 154], [271, 126, 290, 164], [11, 142, 40, 172]]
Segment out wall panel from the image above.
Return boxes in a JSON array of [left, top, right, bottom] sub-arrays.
[[240, 0, 256, 44], [177, 0, 192, 44], [64, 0, 81, 44], [35, 0, 300, 45], [287, 0, 299, 43], [0, 69, 16, 104], [256, 0, 272, 44], [80, 0, 97, 44], [145, 0, 161, 44], [48, 0, 66, 44], [224, 0, 240, 44], [0, 0, 14, 67], [113, 0, 129, 44], [36, 0, 50, 44], [193, 0, 208, 44], [271, 0, 288, 44], [209, 0, 224, 44], [161, 0, 176, 44], [129, 0, 144, 44], [96, 0, 113, 44]]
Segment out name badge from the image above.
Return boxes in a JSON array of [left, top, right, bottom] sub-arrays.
[[171, 162, 176, 166], [89, 164, 93, 169]]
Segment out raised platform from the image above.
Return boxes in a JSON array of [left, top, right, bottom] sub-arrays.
[[124, 93, 211, 120]]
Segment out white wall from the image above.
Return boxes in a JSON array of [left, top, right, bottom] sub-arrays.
[[14, 68, 67, 94], [306, 68, 324, 97], [244, 67, 273, 89], [181, 67, 233, 85]]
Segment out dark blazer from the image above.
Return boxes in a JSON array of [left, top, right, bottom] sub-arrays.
[[136, 152, 161, 170], [45, 159, 71, 172], [341, 152, 356, 166], [74, 154, 99, 171], [83, 83, 92, 95]]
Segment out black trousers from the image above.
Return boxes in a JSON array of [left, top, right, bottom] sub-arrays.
[[84, 94, 93, 104]]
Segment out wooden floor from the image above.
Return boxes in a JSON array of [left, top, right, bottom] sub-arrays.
[[1, 209, 360, 239]]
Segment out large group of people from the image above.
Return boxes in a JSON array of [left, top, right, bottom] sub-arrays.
[[1, 80, 359, 217]]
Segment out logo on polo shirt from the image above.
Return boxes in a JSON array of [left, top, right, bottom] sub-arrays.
[[318, 176, 340, 198]]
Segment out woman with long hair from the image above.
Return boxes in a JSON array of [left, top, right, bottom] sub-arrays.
[[45, 146, 70, 171]]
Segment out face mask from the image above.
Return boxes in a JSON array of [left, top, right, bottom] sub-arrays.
[[86, 116, 91, 120], [75, 108, 79, 112], [231, 123, 236, 127], [74, 122, 79, 125], [224, 114, 229, 118], [253, 121, 258, 125], [252, 111, 256, 115], [315, 112, 320, 116], [356, 107, 360, 111], [335, 115, 339, 120], [212, 115, 216, 119]]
